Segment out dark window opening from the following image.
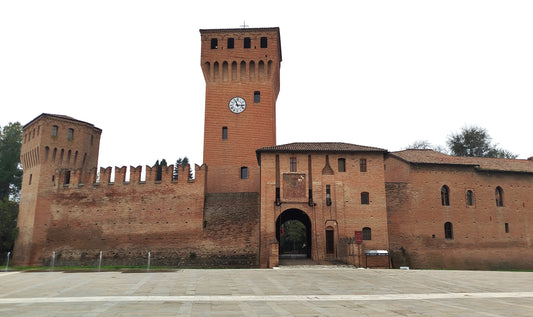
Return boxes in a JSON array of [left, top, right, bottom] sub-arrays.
[[64, 170, 71, 185], [505, 222, 509, 233], [360, 158, 367, 172], [362, 227, 372, 240], [210, 38, 218, 49], [29, 174, 32, 185], [495, 186, 504, 207], [466, 190, 474, 206], [254, 91, 260, 103], [361, 192, 370, 205], [68, 128, 74, 140], [444, 222, 453, 240], [260, 37, 267, 48], [338, 158, 346, 172], [326, 185, 332, 206], [222, 127, 228, 140], [240, 166, 248, 179], [244, 37, 251, 48], [290, 157, 297, 172], [52, 125, 58, 136], [441, 185, 450, 206], [227, 37, 234, 49]]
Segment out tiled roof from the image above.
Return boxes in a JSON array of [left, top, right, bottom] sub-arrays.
[[391, 149, 533, 174], [24, 113, 101, 131], [257, 142, 387, 153]]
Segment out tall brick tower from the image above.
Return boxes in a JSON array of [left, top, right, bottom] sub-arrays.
[[13, 114, 101, 265], [200, 27, 281, 193]]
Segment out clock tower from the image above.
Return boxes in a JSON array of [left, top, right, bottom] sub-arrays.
[[200, 27, 281, 193]]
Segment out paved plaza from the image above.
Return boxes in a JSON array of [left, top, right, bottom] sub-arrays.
[[1, 266, 533, 316]]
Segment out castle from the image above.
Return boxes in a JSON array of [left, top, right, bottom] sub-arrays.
[[14, 27, 533, 269]]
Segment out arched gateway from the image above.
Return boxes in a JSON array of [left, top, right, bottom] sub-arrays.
[[276, 209, 312, 259]]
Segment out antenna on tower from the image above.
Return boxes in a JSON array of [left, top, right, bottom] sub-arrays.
[[240, 21, 249, 28]]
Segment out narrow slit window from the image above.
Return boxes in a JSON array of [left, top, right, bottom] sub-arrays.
[[505, 223, 509, 233], [444, 222, 453, 240], [326, 185, 332, 206], [495, 186, 504, 207], [441, 185, 450, 206], [466, 190, 474, 206], [222, 127, 228, 140], [254, 91, 260, 103]]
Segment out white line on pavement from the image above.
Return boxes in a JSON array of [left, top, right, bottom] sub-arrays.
[[1, 292, 533, 304]]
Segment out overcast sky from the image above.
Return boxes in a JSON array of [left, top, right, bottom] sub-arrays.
[[1, 1, 532, 170]]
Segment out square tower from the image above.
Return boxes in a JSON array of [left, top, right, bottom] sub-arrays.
[[200, 27, 282, 193]]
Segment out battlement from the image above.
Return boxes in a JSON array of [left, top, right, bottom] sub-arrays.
[[56, 163, 207, 189]]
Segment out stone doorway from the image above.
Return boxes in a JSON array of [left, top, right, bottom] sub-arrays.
[[276, 209, 312, 263]]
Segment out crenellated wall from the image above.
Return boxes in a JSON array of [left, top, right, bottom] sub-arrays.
[[32, 163, 260, 267]]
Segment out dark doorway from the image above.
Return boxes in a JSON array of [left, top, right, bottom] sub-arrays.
[[276, 209, 312, 258], [325, 227, 335, 254]]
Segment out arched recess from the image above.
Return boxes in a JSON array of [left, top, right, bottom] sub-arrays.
[[276, 208, 312, 258]]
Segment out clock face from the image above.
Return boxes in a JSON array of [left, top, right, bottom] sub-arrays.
[[228, 96, 246, 114]]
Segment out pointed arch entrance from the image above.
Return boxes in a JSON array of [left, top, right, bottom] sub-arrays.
[[276, 208, 312, 258]]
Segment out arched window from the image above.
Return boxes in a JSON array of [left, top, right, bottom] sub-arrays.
[[249, 61, 255, 79], [495, 186, 504, 207], [204, 62, 211, 79], [222, 61, 229, 81], [444, 222, 453, 240], [361, 192, 370, 205], [231, 61, 237, 81], [240, 61, 246, 79], [362, 227, 372, 240], [441, 185, 450, 206], [213, 61, 219, 81], [466, 190, 474, 206]]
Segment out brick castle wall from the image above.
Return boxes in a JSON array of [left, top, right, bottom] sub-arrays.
[[385, 156, 533, 270]]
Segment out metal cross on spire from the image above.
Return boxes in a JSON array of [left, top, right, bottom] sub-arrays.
[[240, 21, 249, 28]]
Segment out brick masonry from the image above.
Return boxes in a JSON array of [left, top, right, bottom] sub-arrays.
[[12, 27, 533, 270]]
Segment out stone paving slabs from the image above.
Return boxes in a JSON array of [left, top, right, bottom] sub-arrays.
[[1, 267, 533, 316]]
